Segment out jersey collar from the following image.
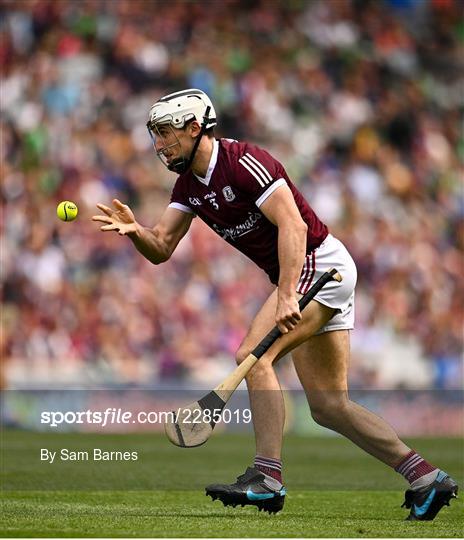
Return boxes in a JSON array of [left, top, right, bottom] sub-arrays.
[[194, 139, 218, 186]]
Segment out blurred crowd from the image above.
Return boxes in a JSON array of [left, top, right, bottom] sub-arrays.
[[1, 0, 463, 390]]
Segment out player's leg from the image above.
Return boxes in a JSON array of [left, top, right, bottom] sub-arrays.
[[235, 288, 335, 460], [292, 329, 458, 520], [206, 290, 335, 514], [206, 234, 357, 513], [292, 329, 411, 464]]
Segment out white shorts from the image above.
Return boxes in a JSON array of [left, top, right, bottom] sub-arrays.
[[296, 234, 357, 334]]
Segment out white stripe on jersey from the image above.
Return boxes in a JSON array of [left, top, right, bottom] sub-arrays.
[[244, 153, 273, 183], [239, 154, 270, 187], [238, 156, 266, 187]]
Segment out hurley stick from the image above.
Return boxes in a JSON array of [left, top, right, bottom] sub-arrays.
[[165, 268, 342, 447]]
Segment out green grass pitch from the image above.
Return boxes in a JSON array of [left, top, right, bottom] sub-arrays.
[[1, 431, 463, 537]]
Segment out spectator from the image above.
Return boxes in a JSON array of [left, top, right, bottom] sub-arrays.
[[1, 0, 462, 389]]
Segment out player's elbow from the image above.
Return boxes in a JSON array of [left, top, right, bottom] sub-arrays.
[[149, 227, 175, 264], [286, 218, 307, 237], [145, 241, 172, 265], [150, 253, 170, 265], [278, 216, 306, 233], [150, 246, 172, 265]]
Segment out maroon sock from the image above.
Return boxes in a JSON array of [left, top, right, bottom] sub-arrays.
[[254, 455, 282, 484], [394, 450, 437, 485]]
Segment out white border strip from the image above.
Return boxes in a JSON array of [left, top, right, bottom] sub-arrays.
[[168, 202, 195, 214], [255, 178, 286, 207]]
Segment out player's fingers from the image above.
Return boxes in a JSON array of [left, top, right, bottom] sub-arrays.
[[287, 314, 301, 325], [92, 215, 112, 223], [96, 203, 114, 216], [286, 321, 297, 331], [278, 311, 299, 327], [113, 198, 127, 210], [277, 321, 290, 334], [101, 224, 119, 232], [285, 315, 300, 329]]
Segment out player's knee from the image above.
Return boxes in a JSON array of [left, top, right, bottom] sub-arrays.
[[235, 346, 272, 373], [309, 393, 349, 428]]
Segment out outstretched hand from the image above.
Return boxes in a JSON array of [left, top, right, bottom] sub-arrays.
[[92, 199, 138, 236]]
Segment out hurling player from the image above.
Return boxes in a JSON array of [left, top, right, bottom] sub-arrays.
[[93, 89, 457, 519]]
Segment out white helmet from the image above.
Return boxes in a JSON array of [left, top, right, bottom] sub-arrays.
[[147, 88, 217, 130], [146, 89, 217, 174]]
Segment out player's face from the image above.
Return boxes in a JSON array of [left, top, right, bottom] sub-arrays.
[[148, 121, 200, 173], [153, 125, 179, 162]]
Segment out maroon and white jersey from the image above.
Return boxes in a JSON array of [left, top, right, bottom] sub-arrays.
[[169, 139, 328, 284]]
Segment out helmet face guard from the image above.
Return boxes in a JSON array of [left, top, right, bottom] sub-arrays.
[[146, 121, 189, 174], [146, 89, 216, 174]]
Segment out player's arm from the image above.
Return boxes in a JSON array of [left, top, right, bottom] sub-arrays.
[[92, 199, 193, 264], [259, 185, 308, 334]]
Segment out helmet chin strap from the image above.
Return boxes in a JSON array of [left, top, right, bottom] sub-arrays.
[[168, 106, 211, 174]]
